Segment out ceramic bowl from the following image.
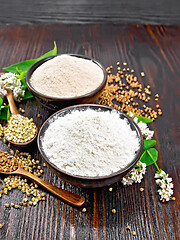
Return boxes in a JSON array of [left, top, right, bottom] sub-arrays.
[[37, 104, 143, 188], [26, 54, 107, 111]]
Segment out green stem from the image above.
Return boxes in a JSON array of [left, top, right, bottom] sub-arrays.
[[154, 162, 160, 171], [147, 150, 160, 171]]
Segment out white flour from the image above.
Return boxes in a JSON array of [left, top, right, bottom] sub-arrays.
[[41, 109, 140, 177], [30, 55, 104, 98]]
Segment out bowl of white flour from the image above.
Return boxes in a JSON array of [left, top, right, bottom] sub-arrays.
[[37, 104, 143, 188], [26, 54, 107, 110]]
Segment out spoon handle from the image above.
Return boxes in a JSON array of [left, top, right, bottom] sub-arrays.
[[6, 89, 19, 115], [16, 167, 85, 207]]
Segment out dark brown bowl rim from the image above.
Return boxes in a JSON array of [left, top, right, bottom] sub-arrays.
[[37, 104, 143, 181], [26, 54, 107, 101]]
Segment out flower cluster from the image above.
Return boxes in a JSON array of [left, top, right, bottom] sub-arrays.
[[155, 170, 173, 202], [121, 161, 146, 185], [124, 112, 174, 203], [133, 117, 154, 140], [0, 73, 25, 101]]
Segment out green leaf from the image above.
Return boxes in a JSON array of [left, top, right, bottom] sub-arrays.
[[3, 42, 57, 74], [23, 90, 33, 100], [133, 114, 153, 123], [0, 97, 3, 108], [140, 148, 158, 166], [18, 70, 27, 81], [0, 106, 10, 120], [147, 148, 158, 162], [143, 139, 157, 150], [3, 60, 37, 74], [16, 70, 27, 90], [36, 41, 57, 61], [7, 107, 10, 120]]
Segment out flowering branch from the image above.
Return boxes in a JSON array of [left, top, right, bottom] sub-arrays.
[[155, 170, 173, 202], [122, 112, 174, 202]]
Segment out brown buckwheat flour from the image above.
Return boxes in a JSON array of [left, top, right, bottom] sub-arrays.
[[30, 55, 104, 98]]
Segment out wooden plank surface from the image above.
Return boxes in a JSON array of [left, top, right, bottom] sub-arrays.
[[0, 24, 179, 240], [1, 0, 180, 25]]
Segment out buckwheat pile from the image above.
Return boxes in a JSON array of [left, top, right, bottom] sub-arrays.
[[98, 62, 162, 120]]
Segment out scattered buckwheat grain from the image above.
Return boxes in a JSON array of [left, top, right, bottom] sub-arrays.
[[99, 63, 162, 121]]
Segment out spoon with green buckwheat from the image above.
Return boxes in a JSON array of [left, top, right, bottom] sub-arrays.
[[3, 88, 38, 147]]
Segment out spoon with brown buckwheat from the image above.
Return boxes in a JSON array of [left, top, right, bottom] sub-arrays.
[[0, 150, 85, 207]]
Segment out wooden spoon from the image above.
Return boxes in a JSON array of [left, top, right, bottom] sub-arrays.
[[0, 159, 85, 207], [4, 88, 38, 147]]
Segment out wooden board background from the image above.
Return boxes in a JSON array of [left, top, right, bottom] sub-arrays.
[[0, 24, 179, 239], [1, 0, 180, 25]]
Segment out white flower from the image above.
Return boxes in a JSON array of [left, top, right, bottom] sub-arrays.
[[121, 178, 134, 185], [159, 171, 167, 178], [133, 117, 138, 124], [155, 169, 174, 202], [145, 130, 154, 140], [0, 88, 7, 98], [0, 73, 24, 101], [166, 178, 172, 183], [155, 173, 160, 178], [13, 86, 25, 101], [141, 163, 146, 170], [137, 121, 154, 139], [135, 173, 143, 183], [167, 189, 173, 195], [158, 189, 165, 196], [132, 118, 154, 140], [137, 121, 147, 131], [128, 112, 134, 118], [159, 180, 166, 189], [155, 179, 161, 184], [121, 161, 146, 185]]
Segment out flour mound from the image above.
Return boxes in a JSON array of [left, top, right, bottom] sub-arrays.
[[42, 109, 140, 177], [30, 55, 104, 98]]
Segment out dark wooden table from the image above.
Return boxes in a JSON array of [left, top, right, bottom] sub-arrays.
[[1, 0, 180, 25], [0, 24, 179, 240]]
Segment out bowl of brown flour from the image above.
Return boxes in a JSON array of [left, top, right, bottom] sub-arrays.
[[37, 104, 143, 188], [26, 54, 107, 110]]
